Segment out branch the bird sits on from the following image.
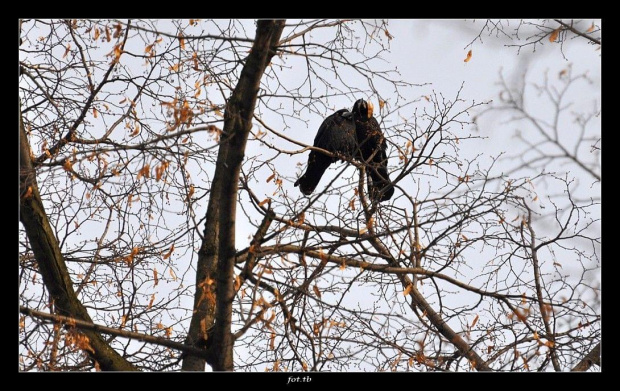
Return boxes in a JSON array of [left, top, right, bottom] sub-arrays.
[[294, 99, 395, 202]]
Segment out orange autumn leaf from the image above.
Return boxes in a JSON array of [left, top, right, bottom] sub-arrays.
[[464, 50, 472, 63], [179, 33, 186, 50], [105, 26, 111, 42], [114, 24, 125, 40], [155, 161, 169, 182], [258, 198, 270, 207], [62, 159, 73, 172], [471, 314, 479, 328], [112, 43, 123, 63], [153, 268, 159, 286], [403, 283, 414, 296], [123, 246, 140, 265], [549, 28, 561, 42], [313, 285, 322, 299], [192, 52, 200, 70], [522, 356, 530, 370], [136, 164, 150, 180], [186, 184, 195, 201], [587, 23, 595, 33], [93, 27, 100, 40], [148, 294, 155, 309], [163, 244, 175, 260], [272, 179, 283, 196], [273, 288, 282, 302], [63, 43, 71, 58], [66, 329, 95, 354], [266, 172, 276, 183]]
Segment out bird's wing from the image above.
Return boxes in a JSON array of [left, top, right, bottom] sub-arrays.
[[314, 109, 357, 155]]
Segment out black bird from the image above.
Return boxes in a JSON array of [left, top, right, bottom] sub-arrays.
[[294, 109, 357, 195], [351, 99, 394, 202], [294, 99, 394, 201]]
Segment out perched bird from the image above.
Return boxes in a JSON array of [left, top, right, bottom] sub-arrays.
[[295, 99, 394, 202], [351, 99, 394, 202], [294, 109, 357, 195]]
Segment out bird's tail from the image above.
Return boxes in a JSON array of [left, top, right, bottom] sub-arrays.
[[368, 165, 394, 202], [294, 152, 332, 195]]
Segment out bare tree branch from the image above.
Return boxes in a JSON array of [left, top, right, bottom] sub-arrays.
[[20, 306, 210, 360]]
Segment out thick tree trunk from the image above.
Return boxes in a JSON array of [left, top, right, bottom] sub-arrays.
[[19, 105, 137, 371], [182, 19, 285, 372], [571, 342, 601, 371]]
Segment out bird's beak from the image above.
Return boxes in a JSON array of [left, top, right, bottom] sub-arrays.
[[367, 100, 374, 118]]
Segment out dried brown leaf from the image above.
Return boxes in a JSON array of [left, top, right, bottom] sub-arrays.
[[471, 314, 479, 328], [163, 244, 175, 260], [403, 284, 414, 296], [464, 50, 472, 63], [549, 28, 561, 42]]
